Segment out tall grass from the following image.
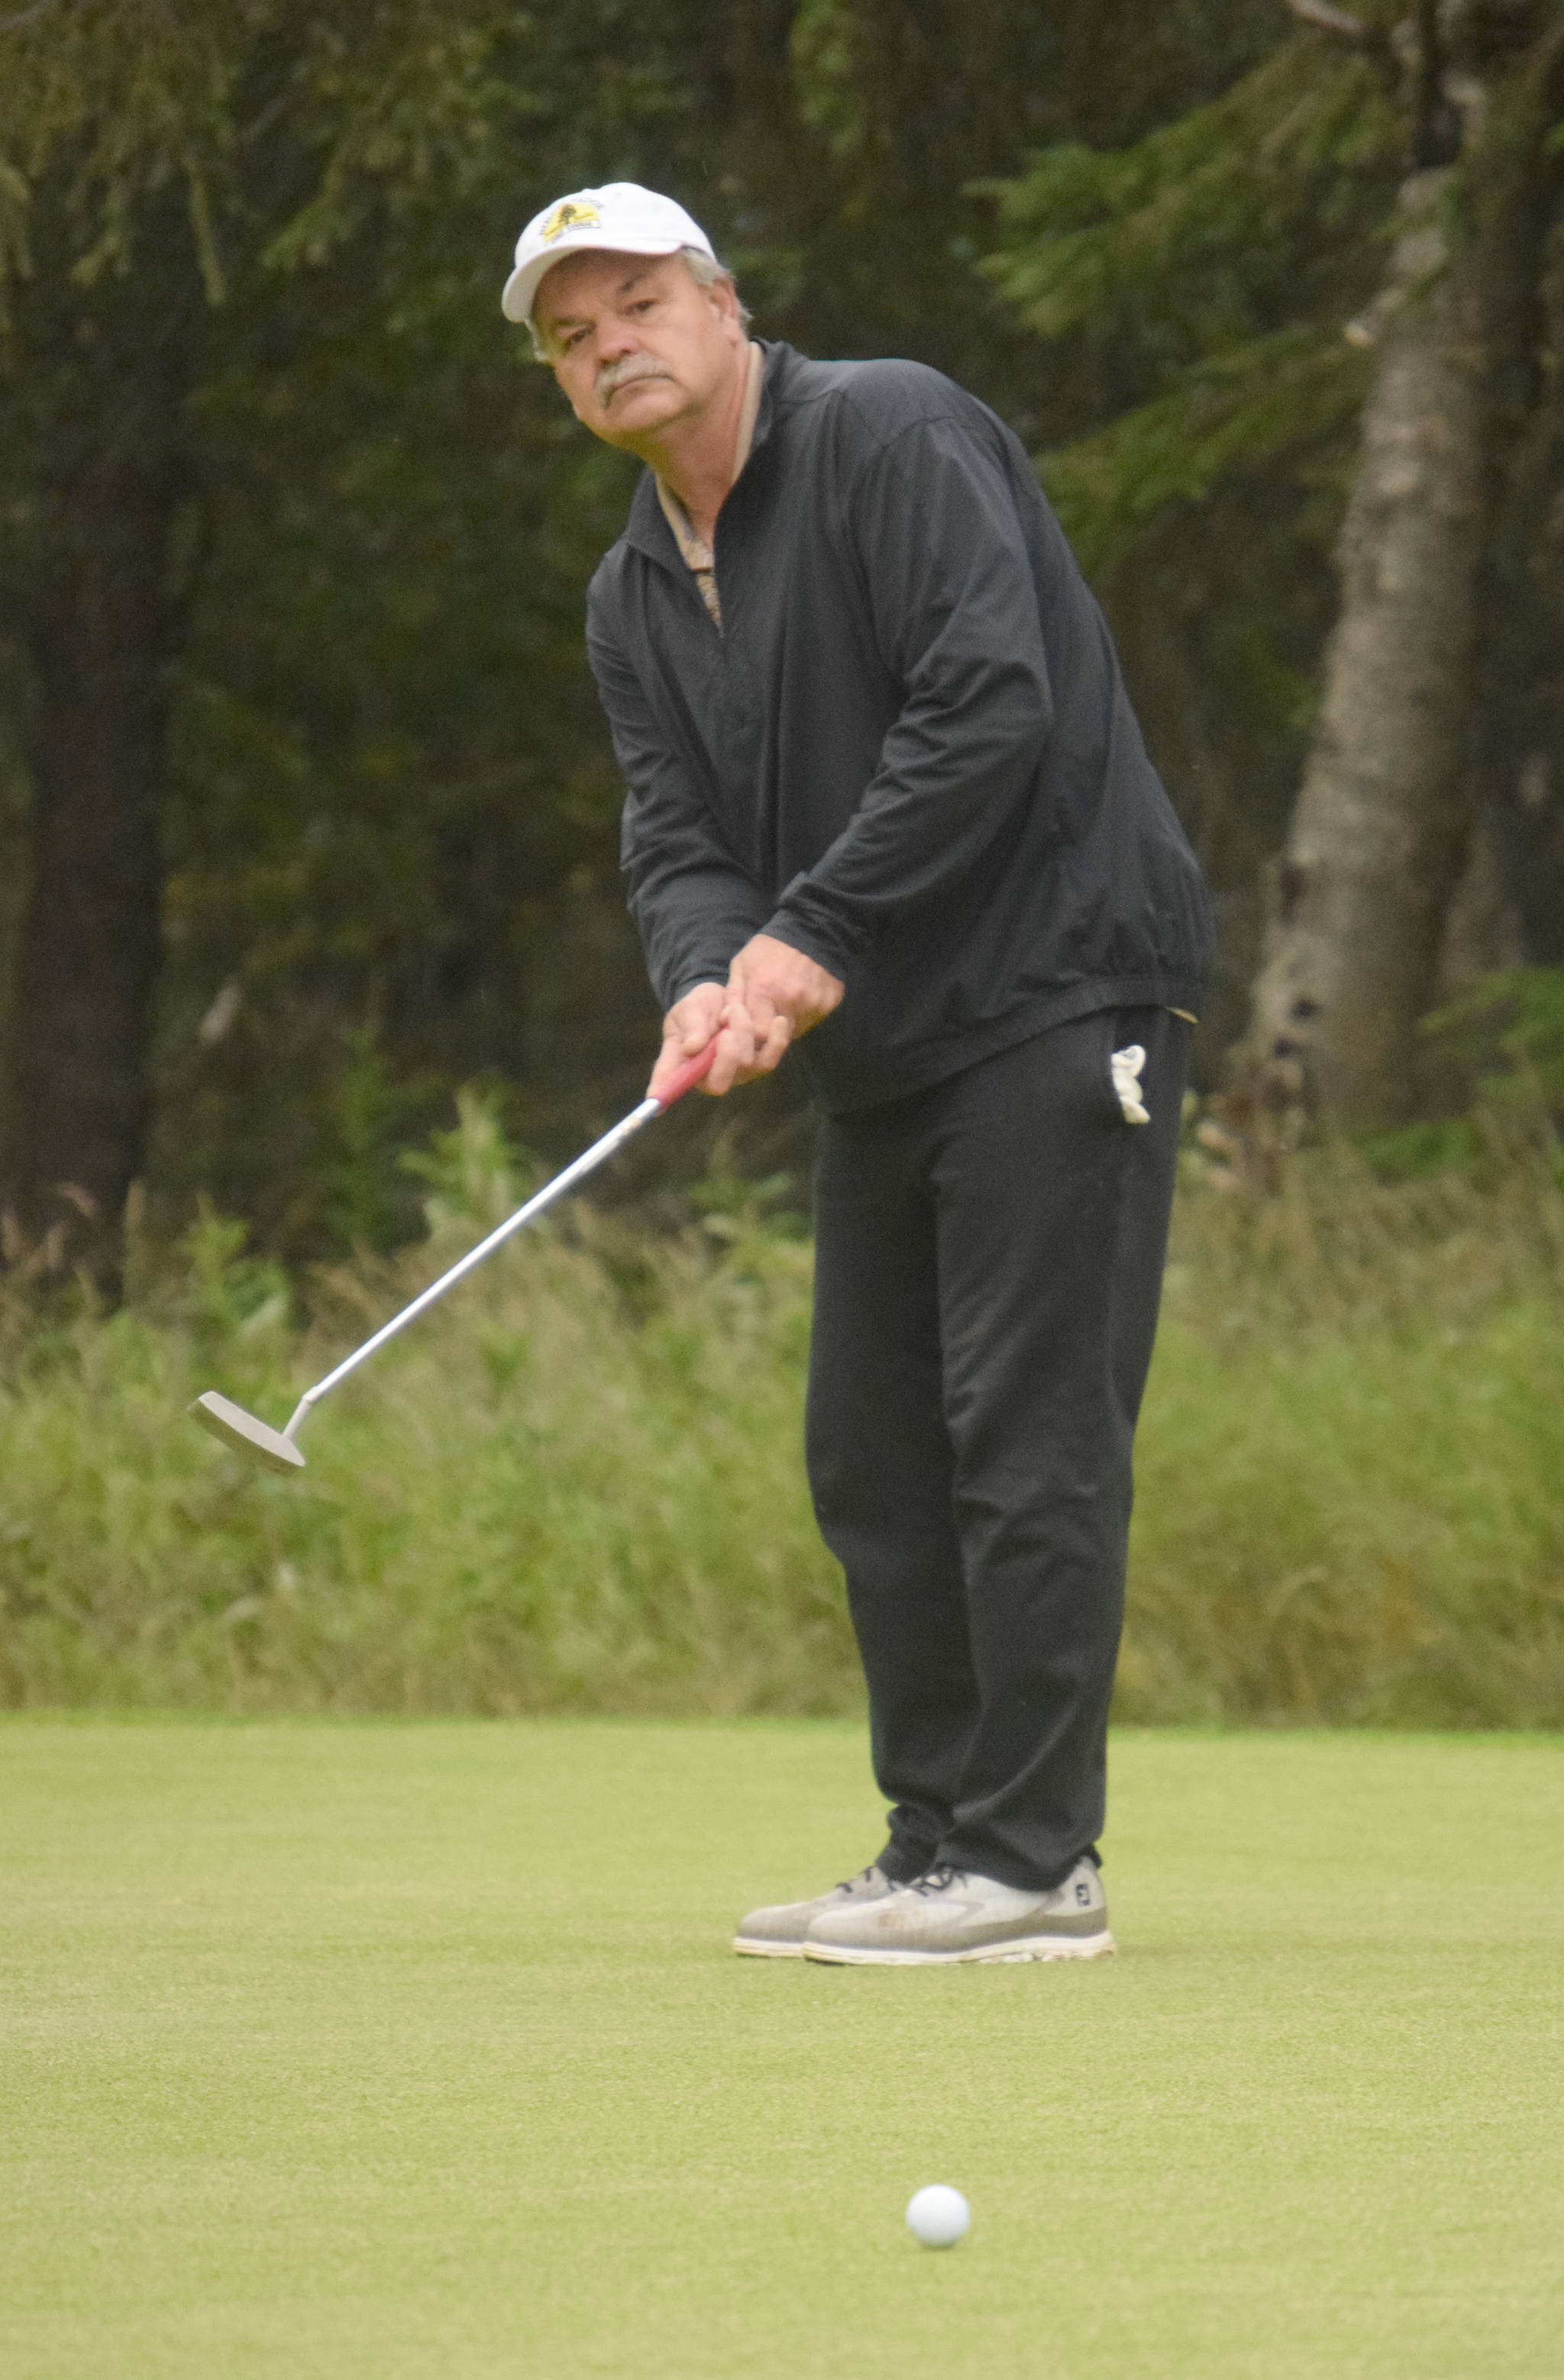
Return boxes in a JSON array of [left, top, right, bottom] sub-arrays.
[[0, 1094, 1560, 1723], [1127, 1115, 1564, 1725]]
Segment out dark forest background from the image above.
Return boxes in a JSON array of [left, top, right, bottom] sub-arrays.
[[4, 0, 1564, 1272]]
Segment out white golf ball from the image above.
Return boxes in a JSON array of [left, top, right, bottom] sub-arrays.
[[906, 2183, 970, 2248]]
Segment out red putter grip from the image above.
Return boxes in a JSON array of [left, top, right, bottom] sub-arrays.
[[651, 1039, 718, 1109]]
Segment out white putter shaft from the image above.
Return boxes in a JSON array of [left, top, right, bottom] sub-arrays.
[[190, 1041, 716, 1474]]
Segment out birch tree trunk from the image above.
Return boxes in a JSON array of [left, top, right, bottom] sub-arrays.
[[1238, 167, 1487, 1128]]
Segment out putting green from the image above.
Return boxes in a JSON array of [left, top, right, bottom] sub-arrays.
[[2, 1719, 1559, 2378]]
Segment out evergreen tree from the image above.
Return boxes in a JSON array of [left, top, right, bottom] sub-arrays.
[[982, 0, 1564, 1125], [0, 2, 753, 1262], [11, 0, 1561, 1261], [0, 0, 1301, 1261], [981, 18, 1400, 1063]]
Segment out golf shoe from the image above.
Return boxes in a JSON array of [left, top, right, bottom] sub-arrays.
[[802, 1858, 1114, 1965], [732, 1862, 897, 1958]]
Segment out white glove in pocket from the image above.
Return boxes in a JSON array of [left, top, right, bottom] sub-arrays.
[[1110, 1043, 1150, 1125]]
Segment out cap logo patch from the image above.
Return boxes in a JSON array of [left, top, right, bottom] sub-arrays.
[[541, 199, 602, 244]]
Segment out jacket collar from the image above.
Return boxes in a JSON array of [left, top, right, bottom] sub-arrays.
[[620, 340, 796, 567], [652, 339, 765, 570]]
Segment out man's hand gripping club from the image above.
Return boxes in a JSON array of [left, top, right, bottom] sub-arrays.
[[647, 933, 844, 1100]]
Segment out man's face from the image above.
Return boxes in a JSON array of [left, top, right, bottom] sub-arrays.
[[534, 251, 745, 451]]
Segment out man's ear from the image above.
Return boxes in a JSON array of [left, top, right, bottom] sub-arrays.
[[702, 273, 743, 336]]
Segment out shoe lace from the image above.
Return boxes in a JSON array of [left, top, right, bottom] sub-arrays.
[[907, 1864, 963, 1897]]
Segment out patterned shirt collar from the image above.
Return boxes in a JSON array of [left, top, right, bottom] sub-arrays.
[[654, 342, 764, 625]]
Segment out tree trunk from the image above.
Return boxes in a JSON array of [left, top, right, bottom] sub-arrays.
[[3, 447, 181, 1270], [1237, 168, 1488, 1129]]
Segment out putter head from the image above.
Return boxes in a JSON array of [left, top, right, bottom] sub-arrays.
[[189, 1390, 306, 1476]]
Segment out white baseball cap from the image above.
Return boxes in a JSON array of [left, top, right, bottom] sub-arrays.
[[501, 182, 716, 326]]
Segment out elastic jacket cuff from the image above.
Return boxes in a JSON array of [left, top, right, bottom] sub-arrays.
[[758, 910, 856, 984], [668, 972, 728, 1006]]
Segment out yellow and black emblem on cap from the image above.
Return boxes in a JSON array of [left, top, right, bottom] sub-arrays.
[[541, 198, 603, 244]]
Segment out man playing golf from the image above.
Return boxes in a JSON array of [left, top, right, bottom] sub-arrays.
[[502, 184, 1213, 1965]]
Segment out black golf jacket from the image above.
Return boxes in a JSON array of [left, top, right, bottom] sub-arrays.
[[586, 341, 1213, 1114]]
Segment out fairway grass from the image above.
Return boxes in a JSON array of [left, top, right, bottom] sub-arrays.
[[2, 1721, 1560, 2379]]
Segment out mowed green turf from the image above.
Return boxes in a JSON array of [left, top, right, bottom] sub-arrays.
[[2, 1720, 1560, 2379]]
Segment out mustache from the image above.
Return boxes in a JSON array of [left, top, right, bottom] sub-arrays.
[[596, 355, 674, 405]]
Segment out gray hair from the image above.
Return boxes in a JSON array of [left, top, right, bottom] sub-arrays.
[[528, 244, 750, 363]]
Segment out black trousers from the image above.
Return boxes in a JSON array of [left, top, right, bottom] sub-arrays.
[[805, 1006, 1188, 1892]]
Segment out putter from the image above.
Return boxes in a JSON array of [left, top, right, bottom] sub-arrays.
[[189, 1040, 717, 1474]]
